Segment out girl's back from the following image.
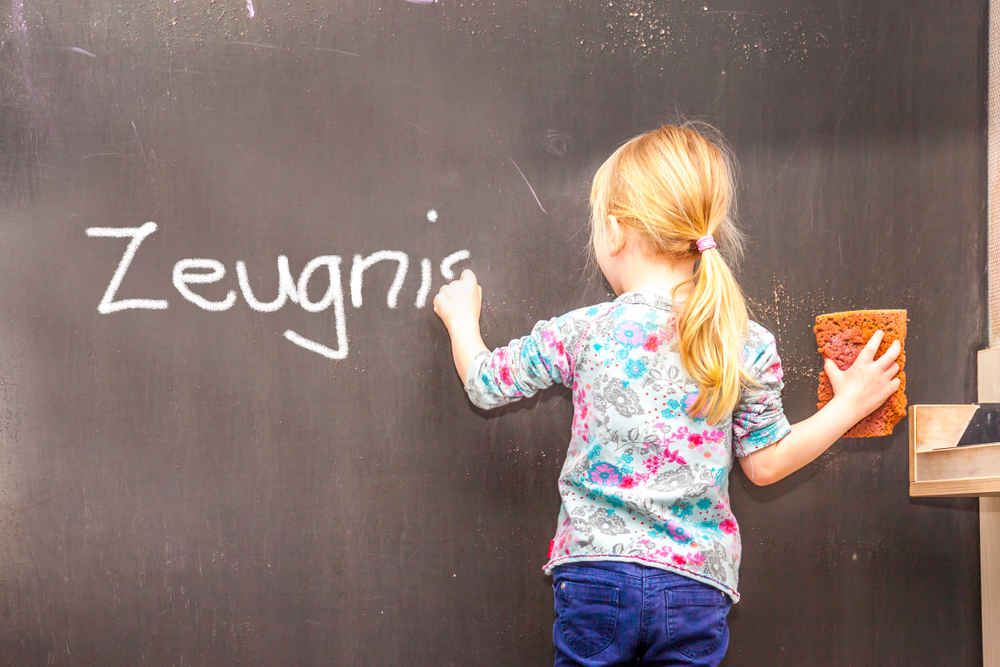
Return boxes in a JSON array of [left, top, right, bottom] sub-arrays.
[[465, 291, 787, 601]]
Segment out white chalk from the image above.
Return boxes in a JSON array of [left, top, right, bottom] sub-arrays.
[[173, 259, 237, 311], [350, 251, 409, 309], [283, 328, 347, 360], [84, 230, 472, 361], [236, 255, 298, 312], [283, 256, 348, 359], [85, 222, 169, 313], [414, 258, 432, 308], [440, 249, 470, 280], [297, 255, 343, 313]]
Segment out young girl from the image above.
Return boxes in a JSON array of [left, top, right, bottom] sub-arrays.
[[432, 123, 901, 667]]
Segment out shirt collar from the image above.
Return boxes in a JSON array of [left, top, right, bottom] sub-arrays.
[[615, 291, 675, 312]]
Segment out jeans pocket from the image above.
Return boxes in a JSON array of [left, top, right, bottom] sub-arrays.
[[555, 579, 620, 658], [664, 586, 730, 659]]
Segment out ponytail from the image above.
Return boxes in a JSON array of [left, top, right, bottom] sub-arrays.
[[591, 122, 753, 425], [675, 245, 752, 425]]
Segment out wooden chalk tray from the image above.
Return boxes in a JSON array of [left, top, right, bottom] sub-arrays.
[[909, 404, 1000, 497]]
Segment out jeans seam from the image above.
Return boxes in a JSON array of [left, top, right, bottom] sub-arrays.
[[638, 571, 649, 651]]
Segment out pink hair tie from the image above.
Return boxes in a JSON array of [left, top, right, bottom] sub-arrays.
[[696, 235, 716, 252]]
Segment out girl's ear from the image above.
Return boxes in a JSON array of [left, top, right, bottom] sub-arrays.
[[607, 215, 627, 256]]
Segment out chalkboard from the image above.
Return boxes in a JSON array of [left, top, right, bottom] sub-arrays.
[[0, 1, 986, 665]]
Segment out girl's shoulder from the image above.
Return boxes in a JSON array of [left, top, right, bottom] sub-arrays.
[[539, 302, 617, 348], [745, 320, 777, 349], [743, 320, 781, 374]]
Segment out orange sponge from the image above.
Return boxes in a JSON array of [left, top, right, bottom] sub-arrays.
[[814, 310, 907, 437]]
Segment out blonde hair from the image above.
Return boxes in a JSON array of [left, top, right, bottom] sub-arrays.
[[590, 122, 752, 425]]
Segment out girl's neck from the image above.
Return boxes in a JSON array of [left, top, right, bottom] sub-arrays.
[[611, 248, 698, 302]]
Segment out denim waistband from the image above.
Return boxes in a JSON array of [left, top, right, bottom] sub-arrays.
[[553, 559, 708, 586]]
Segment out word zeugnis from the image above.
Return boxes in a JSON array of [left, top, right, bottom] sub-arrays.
[[86, 222, 470, 360]]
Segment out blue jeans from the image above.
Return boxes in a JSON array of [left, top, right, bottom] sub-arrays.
[[552, 561, 732, 667]]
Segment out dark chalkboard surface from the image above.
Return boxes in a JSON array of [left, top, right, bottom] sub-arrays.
[[0, 1, 986, 665]]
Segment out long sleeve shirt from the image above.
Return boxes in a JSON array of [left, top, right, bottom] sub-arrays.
[[464, 292, 790, 601]]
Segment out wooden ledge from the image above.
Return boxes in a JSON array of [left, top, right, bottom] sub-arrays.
[[909, 405, 1000, 497]]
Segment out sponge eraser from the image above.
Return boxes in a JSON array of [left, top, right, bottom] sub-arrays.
[[814, 309, 908, 438]]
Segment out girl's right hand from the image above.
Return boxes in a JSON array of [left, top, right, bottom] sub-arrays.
[[433, 269, 483, 331], [824, 330, 902, 423]]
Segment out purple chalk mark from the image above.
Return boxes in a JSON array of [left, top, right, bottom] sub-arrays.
[[246, 0, 255, 18], [508, 158, 547, 214]]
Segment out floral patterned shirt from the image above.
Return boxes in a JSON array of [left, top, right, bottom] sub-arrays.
[[464, 292, 790, 601]]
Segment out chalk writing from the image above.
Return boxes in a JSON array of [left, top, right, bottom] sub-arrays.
[[440, 250, 471, 280], [85, 223, 169, 313], [415, 258, 432, 308], [173, 259, 237, 311], [350, 251, 409, 309], [85, 224, 470, 361], [236, 256, 298, 312]]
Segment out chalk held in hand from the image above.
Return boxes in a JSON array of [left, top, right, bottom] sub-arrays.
[[814, 309, 908, 437]]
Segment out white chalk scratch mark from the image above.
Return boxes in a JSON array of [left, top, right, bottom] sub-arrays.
[[52, 46, 97, 57], [246, 0, 255, 18], [236, 142, 251, 164], [308, 46, 361, 57], [131, 120, 147, 166], [542, 129, 573, 157], [700, 9, 763, 15], [508, 157, 547, 214], [426, 209, 438, 222], [440, 250, 470, 280], [404, 122, 434, 137], [415, 258, 432, 308], [405, 0, 438, 4], [230, 41, 279, 49]]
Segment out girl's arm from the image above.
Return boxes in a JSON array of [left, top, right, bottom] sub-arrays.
[[739, 330, 902, 486], [433, 269, 488, 381]]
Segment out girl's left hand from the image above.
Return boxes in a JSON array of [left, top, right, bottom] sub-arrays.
[[824, 330, 902, 422], [433, 269, 483, 332], [741, 330, 903, 486]]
